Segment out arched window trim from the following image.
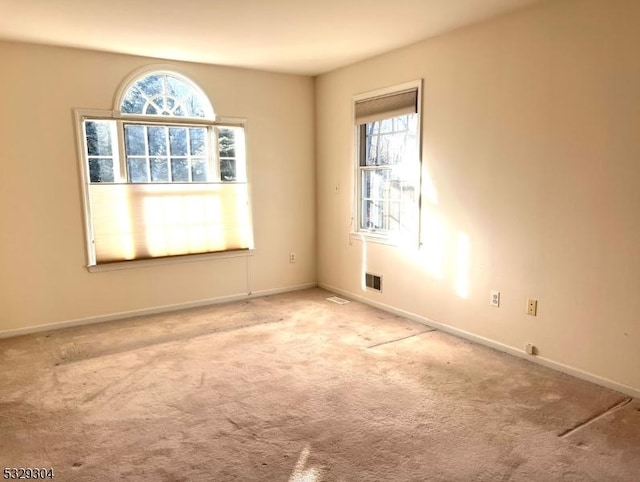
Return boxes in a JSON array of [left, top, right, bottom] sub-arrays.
[[75, 65, 254, 269], [113, 65, 215, 121]]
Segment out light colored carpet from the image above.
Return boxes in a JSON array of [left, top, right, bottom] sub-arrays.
[[1, 288, 639, 481]]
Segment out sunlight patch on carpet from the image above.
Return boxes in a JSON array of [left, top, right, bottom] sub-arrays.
[[289, 445, 320, 482]]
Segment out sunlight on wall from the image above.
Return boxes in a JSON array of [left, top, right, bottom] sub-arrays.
[[288, 445, 320, 482], [236, 188, 254, 250], [361, 235, 368, 291], [417, 166, 472, 299], [454, 231, 471, 299], [354, 159, 474, 299], [420, 209, 446, 280], [422, 168, 439, 206]]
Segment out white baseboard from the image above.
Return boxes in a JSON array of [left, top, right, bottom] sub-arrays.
[[0, 282, 318, 340], [319, 283, 640, 399]]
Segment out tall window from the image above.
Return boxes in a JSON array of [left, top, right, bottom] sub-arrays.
[[76, 70, 253, 267], [354, 81, 422, 244]]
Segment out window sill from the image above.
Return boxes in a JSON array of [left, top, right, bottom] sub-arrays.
[[87, 249, 255, 272], [349, 231, 401, 246], [350, 231, 421, 249]]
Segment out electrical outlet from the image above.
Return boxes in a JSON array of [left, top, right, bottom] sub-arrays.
[[490, 290, 500, 307], [527, 298, 537, 316], [289, 252, 296, 263]]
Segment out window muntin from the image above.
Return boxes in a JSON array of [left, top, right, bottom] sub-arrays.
[[76, 69, 253, 267], [354, 82, 421, 243]]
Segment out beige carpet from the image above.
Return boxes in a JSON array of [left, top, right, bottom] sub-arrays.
[[1, 288, 639, 481]]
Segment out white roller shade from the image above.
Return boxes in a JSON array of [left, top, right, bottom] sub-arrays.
[[88, 183, 253, 264]]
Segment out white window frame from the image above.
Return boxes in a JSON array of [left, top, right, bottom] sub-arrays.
[[74, 67, 254, 271], [78, 111, 247, 185], [351, 80, 423, 246]]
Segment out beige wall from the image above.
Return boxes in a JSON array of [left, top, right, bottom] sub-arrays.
[[0, 41, 316, 332], [316, 0, 640, 393]]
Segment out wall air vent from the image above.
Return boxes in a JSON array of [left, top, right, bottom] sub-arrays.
[[365, 273, 382, 292]]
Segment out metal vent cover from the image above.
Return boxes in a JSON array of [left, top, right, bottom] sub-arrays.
[[326, 296, 350, 305], [365, 273, 382, 292]]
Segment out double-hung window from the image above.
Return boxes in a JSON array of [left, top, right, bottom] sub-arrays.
[[76, 70, 253, 268], [354, 81, 422, 245]]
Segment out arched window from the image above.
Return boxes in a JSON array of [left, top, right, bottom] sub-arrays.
[[120, 72, 214, 118], [76, 68, 253, 267]]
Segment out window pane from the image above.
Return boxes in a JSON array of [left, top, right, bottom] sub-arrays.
[[190, 128, 206, 156], [388, 201, 401, 231], [137, 74, 163, 97], [169, 127, 188, 155], [85, 121, 113, 156], [365, 135, 377, 166], [171, 158, 190, 182], [362, 200, 386, 230], [368, 121, 380, 135], [394, 116, 409, 130], [363, 169, 394, 199], [220, 159, 236, 181], [88, 158, 114, 183], [362, 171, 372, 198], [378, 137, 393, 165], [166, 76, 206, 118], [128, 158, 149, 182], [166, 75, 190, 100], [380, 118, 393, 133], [218, 128, 236, 157], [363, 114, 417, 168], [148, 126, 168, 156], [163, 96, 176, 113], [150, 158, 169, 182], [124, 125, 146, 156], [361, 200, 371, 229], [121, 86, 147, 114], [361, 167, 409, 231], [191, 159, 208, 182], [185, 94, 206, 118], [388, 180, 402, 200]]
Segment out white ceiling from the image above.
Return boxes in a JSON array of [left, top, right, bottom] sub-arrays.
[[0, 0, 545, 75]]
